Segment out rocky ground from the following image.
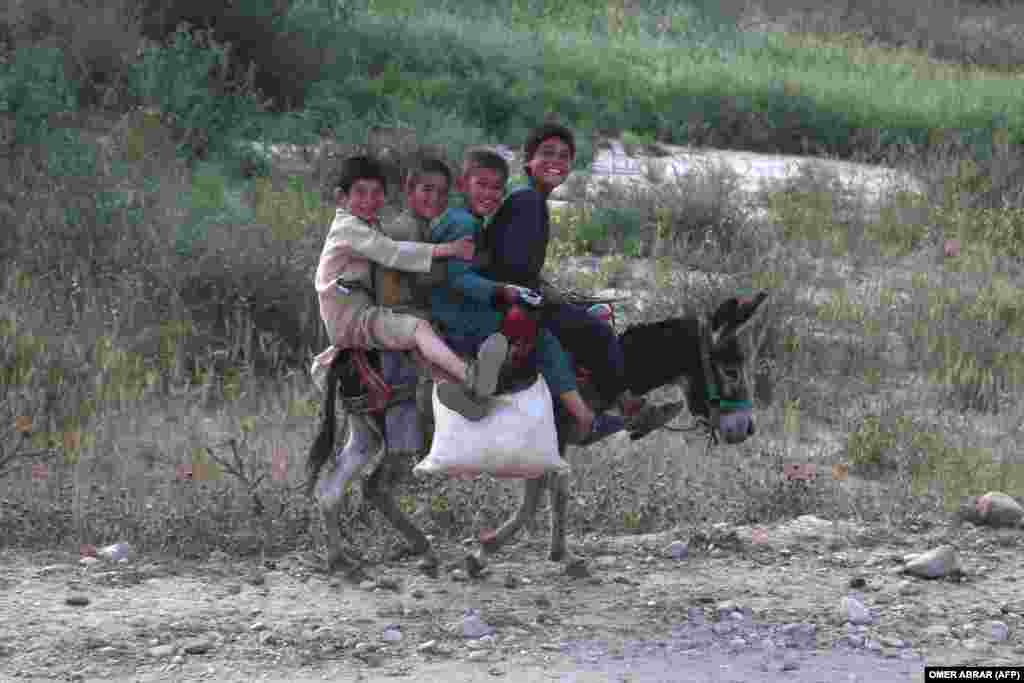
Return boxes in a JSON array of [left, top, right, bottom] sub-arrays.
[[2, 512, 1022, 683]]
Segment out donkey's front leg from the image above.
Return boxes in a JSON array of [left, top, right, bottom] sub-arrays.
[[548, 460, 589, 577], [464, 476, 545, 577]]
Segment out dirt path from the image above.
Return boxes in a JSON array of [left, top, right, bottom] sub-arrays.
[[3, 515, 1022, 683]]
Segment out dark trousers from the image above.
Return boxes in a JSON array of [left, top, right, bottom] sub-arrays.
[[542, 302, 625, 406]]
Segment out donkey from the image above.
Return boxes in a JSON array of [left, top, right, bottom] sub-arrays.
[[306, 291, 769, 579]]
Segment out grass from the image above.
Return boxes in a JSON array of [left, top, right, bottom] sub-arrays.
[[1, 0, 1024, 561]]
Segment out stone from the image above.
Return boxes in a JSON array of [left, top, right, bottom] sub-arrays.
[[182, 637, 213, 655], [985, 621, 1010, 643], [461, 611, 495, 639], [148, 644, 176, 658], [65, 595, 90, 607], [902, 545, 961, 579], [839, 597, 872, 625], [665, 541, 689, 560], [960, 492, 1023, 528]]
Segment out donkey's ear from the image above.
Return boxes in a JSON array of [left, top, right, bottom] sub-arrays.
[[712, 291, 769, 346]]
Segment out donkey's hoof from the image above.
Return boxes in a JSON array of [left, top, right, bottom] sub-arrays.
[[464, 551, 487, 579], [548, 548, 566, 563], [563, 556, 590, 579], [327, 551, 368, 582], [387, 542, 431, 563], [417, 552, 439, 578]]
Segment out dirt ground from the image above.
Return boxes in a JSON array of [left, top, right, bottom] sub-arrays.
[[2, 513, 1023, 683]]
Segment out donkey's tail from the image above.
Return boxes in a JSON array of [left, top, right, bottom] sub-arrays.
[[305, 352, 345, 499]]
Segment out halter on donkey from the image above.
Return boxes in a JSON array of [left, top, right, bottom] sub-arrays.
[[306, 290, 769, 577]]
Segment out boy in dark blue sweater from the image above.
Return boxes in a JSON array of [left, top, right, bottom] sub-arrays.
[[482, 123, 684, 437]]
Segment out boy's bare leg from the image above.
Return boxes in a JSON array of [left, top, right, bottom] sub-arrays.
[[412, 322, 469, 384], [559, 390, 594, 436]]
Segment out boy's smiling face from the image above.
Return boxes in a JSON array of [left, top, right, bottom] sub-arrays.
[[526, 136, 573, 193], [459, 167, 506, 218], [342, 178, 386, 223], [405, 172, 449, 221]]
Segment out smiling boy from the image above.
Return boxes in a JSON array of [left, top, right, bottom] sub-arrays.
[[430, 147, 625, 444], [483, 124, 685, 438]]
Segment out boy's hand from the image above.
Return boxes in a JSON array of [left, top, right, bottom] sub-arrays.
[[501, 285, 543, 307], [434, 238, 475, 261]]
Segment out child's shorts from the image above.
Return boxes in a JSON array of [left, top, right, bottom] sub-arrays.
[[355, 305, 424, 351]]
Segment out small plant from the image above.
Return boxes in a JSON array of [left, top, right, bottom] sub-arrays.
[[846, 414, 904, 474]]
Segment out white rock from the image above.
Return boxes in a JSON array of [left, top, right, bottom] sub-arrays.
[[839, 597, 873, 625], [461, 612, 495, 639], [903, 545, 961, 579], [962, 492, 1024, 527], [985, 620, 1010, 643], [664, 541, 689, 560]]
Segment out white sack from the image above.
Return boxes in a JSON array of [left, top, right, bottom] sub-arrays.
[[414, 375, 567, 480]]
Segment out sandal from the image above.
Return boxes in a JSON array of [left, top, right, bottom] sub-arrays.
[[467, 332, 508, 398], [437, 382, 488, 421], [576, 412, 626, 447]]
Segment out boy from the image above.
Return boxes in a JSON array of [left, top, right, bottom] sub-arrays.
[[372, 156, 458, 453], [482, 123, 685, 439], [430, 147, 625, 445], [374, 156, 453, 313], [312, 155, 507, 421]]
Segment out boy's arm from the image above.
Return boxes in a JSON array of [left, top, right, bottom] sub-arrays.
[[431, 215, 502, 305], [345, 219, 436, 274], [485, 191, 549, 287]]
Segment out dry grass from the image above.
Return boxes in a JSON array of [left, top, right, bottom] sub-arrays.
[[2, 0, 1024, 564]]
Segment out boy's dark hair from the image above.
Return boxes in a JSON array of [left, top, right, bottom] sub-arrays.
[[524, 123, 576, 163], [337, 155, 388, 196], [406, 156, 453, 189], [462, 147, 510, 183]]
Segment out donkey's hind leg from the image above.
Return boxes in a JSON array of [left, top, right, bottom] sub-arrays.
[[317, 414, 379, 579], [363, 451, 438, 575]]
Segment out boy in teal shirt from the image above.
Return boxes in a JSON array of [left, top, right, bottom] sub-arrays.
[[430, 148, 625, 445]]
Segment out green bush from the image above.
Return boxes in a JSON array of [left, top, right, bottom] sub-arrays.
[[126, 24, 265, 163], [0, 45, 77, 145]]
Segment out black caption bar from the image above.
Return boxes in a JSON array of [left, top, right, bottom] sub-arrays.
[[926, 667, 1024, 680]]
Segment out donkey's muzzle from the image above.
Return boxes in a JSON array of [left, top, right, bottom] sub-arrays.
[[720, 410, 755, 444]]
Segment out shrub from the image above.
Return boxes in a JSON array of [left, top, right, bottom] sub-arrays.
[[126, 24, 266, 163], [0, 44, 77, 145]]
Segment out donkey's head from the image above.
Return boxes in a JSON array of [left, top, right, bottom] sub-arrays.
[[691, 292, 768, 444], [619, 291, 769, 445]]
